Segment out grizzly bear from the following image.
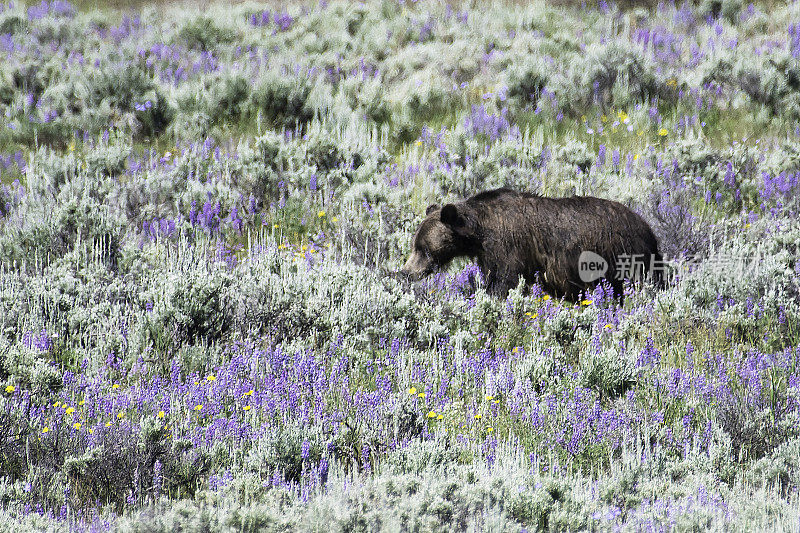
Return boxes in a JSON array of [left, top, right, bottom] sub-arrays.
[[400, 188, 662, 301]]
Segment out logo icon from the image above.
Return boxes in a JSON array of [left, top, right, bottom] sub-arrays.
[[578, 251, 608, 283]]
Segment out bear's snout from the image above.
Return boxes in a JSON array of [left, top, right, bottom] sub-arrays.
[[399, 251, 432, 281]]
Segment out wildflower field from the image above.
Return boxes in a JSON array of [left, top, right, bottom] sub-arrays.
[[2, 0, 800, 530]]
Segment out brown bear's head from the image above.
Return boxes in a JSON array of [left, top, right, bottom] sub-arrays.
[[399, 203, 477, 280]]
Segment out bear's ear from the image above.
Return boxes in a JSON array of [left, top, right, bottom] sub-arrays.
[[440, 203, 463, 227], [425, 204, 440, 216]]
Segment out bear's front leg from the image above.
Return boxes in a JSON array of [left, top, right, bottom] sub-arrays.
[[483, 268, 516, 298]]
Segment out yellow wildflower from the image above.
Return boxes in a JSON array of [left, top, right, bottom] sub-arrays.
[[65, 407, 75, 415], [426, 411, 437, 419], [157, 411, 165, 419], [475, 414, 482, 420], [437, 414, 444, 420], [407, 387, 417, 395], [580, 299, 593, 306], [417, 392, 426, 399], [318, 211, 326, 218], [73, 422, 81, 430], [42, 427, 49, 434], [206, 375, 215, 382], [542, 295, 551, 301], [487, 427, 494, 433], [244, 389, 254, 396], [243, 405, 251, 411], [485, 395, 494, 401], [112, 384, 120, 390], [194, 404, 203, 411], [117, 412, 125, 419], [658, 128, 668, 137], [4, 385, 14, 394], [105, 422, 111, 427]]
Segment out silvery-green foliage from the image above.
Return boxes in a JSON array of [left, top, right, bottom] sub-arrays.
[[643, 184, 712, 260], [4, 0, 800, 529], [0, 175, 124, 271], [717, 395, 800, 461], [0, 339, 61, 392], [556, 137, 593, 174], [0, 8, 25, 35], [176, 16, 238, 52], [108, 167, 186, 224], [546, 41, 669, 115], [81, 64, 173, 138], [196, 72, 251, 125], [396, 71, 459, 123], [250, 72, 316, 128], [140, 259, 234, 350], [243, 425, 324, 484], [744, 436, 800, 494], [679, 226, 800, 315], [447, 136, 542, 195], [339, 76, 392, 125], [333, 188, 415, 268], [0, 254, 133, 368], [295, 444, 606, 532], [230, 244, 430, 347], [85, 132, 133, 177], [580, 345, 637, 400], [167, 109, 213, 141], [734, 51, 800, 120], [507, 58, 550, 106], [534, 305, 594, 357], [698, 0, 744, 23]]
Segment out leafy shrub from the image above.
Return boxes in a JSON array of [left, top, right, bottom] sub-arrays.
[[141, 269, 234, 353], [559, 42, 673, 113], [200, 72, 251, 124], [251, 74, 316, 128], [507, 59, 549, 105], [643, 184, 711, 260], [177, 17, 237, 51], [0, 185, 124, 271], [580, 346, 637, 400], [404, 75, 458, 122], [737, 52, 800, 120]]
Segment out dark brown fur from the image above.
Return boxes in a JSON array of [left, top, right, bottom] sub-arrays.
[[400, 188, 662, 301]]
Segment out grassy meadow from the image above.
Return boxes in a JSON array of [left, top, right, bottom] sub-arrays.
[[1, 0, 800, 530]]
